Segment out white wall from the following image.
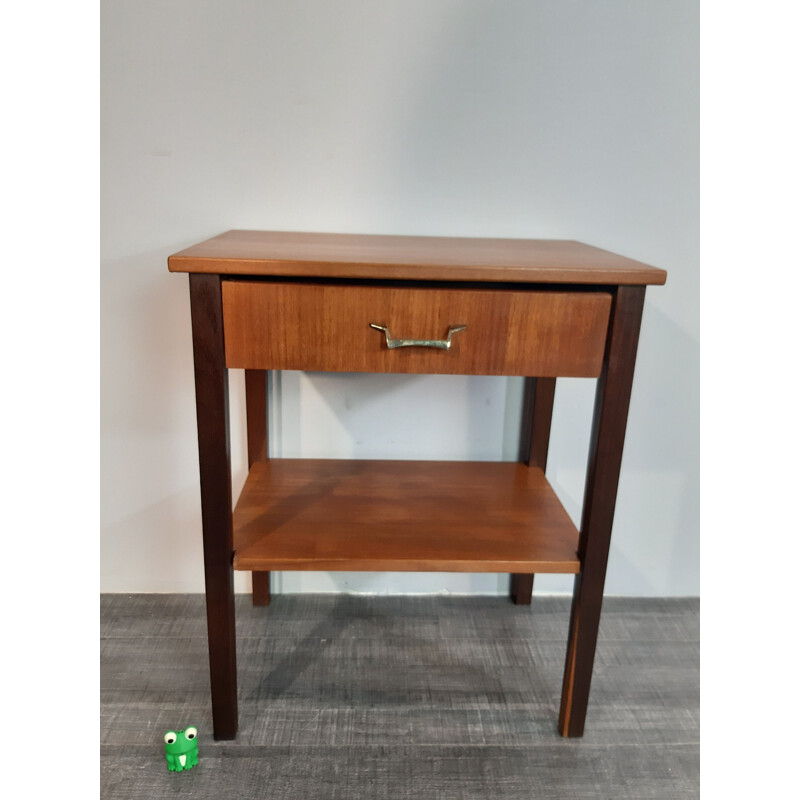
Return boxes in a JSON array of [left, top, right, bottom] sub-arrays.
[[101, 0, 698, 596]]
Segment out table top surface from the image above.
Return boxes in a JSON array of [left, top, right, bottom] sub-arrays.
[[168, 230, 666, 285]]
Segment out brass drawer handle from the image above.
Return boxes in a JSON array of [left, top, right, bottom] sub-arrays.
[[370, 323, 466, 350]]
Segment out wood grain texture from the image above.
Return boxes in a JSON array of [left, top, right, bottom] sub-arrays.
[[222, 281, 611, 377], [189, 274, 238, 740], [559, 286, 646, 738], [168, 230, 667, 285], [231, 460, 580, 574]]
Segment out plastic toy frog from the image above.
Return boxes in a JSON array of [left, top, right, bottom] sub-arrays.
[[163, 727, 199, 772]]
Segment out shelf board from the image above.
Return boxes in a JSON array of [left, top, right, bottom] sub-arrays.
[[232, 460, 580, 574]]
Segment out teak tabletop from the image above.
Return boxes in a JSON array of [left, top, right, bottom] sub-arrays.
[[168, 229, 666, 285]]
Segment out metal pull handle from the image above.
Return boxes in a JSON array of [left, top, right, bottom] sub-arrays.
[[369, 323, 466, 350]]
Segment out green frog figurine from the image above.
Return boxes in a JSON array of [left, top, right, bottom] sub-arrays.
[[163, 726, 199, 772]]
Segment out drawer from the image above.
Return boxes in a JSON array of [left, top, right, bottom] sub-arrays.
[[222, 281, 611, 377]]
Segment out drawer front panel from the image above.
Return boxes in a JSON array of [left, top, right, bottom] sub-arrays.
[[222, 281, 611, 377]]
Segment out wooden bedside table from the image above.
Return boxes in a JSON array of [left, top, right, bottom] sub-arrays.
[[168, 230, 666, 740]]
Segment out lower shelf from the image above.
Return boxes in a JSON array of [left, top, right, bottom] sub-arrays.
[[232, 459, 580, 574]]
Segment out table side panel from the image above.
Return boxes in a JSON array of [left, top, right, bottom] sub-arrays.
[[222, 281, 611, 377]]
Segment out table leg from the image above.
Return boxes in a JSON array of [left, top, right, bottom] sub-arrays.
[[510, 573, 534, 605], [558, 285, 645, 737], [511, 376, 557, 604], [245, 369, 271, 607], [190, 274, 238, 740]]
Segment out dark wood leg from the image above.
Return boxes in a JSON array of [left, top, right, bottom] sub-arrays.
[[190, 274, 238, 740], [511, 376, 557, 604], [252, 571, 271, 605], [510, 573, 534, 605], [558, 286, 645, 737], [519, 376, 557, 469], [245, 369, 272, 606], [245, 369, 268, 465]]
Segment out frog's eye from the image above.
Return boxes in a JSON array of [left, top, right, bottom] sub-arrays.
[[164, 732, 177, 745], [185, 727, 197, 740]]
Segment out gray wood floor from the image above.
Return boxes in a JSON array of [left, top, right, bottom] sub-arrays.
[[100, 594, 699, 799]]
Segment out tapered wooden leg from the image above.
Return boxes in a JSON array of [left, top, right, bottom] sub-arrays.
[[245, 369, 272, 606], [558, 286, 645, 737], [190, 274, 238, 740], [511, 376, 557, 604]]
